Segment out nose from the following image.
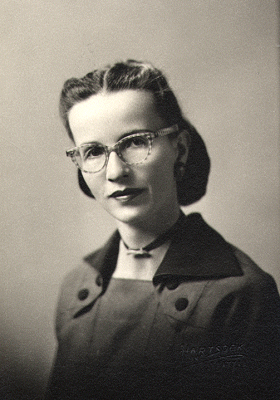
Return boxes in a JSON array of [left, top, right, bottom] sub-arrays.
[[105, 151, 129, 181]]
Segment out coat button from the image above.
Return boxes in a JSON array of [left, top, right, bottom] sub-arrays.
[[166, 281, 179, 290], [96, 275, 103, 287], [78, 288, 89, 301], [175, 298, 189, 311]]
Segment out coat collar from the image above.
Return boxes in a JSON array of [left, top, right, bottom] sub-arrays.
[[84, 213, 243, 287], [152, 212, 243, 285]]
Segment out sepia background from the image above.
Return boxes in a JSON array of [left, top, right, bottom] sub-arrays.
[[1, 0, 279, 398]]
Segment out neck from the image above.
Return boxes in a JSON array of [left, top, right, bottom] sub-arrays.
[[116, 206, 181, 249]]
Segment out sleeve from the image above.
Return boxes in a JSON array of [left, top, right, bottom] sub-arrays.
[[44, 268, 82, 400], [45, 264, 102, 400], [210, 249, 280, 399]]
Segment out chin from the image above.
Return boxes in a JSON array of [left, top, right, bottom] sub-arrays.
[[108, 206, 152, 225]]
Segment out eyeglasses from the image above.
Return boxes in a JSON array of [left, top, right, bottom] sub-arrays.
[[66, 124, 179, 173]]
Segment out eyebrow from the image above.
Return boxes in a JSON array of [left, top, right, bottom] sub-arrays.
[[117, 128, 154, 141]]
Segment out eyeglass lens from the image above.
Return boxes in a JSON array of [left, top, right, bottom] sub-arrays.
[[75, 135, 151, 172]]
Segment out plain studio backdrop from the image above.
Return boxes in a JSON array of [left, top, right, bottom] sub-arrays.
[[1, 1, 279, 398]]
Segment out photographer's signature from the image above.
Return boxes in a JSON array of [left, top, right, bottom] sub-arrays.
[[181, 344, 247, 373]]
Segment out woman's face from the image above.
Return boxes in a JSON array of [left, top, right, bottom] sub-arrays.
[[68, 90, 182, 227]]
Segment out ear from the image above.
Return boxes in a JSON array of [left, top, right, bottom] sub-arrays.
[[174, 129, 190, 165]]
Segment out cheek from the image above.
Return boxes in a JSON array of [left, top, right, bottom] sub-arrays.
[[144, 153, 176, 192]]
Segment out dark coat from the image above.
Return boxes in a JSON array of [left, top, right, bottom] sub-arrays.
[[46, 213, 280, 400]]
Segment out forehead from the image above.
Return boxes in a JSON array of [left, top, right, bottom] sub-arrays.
[[68, 90, 164, 145]]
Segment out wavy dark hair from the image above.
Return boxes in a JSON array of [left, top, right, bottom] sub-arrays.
[[59, 60, 210, 206]]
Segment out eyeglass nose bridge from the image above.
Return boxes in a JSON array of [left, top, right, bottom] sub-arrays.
[[103, 142, 127, 169]]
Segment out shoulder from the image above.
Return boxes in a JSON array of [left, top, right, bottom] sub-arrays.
[[55, 253, 103, 337], [202, 244, 280, 311], [59, 257, 102, 301], [228, 246, 280, 321], [193, 245, 280, 333], [230, 245, 279, 296], [54, 230, 120, 337], [158, 243, 280, 331]]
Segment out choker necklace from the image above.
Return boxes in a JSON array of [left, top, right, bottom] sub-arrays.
[[121, 211, 184, 258]]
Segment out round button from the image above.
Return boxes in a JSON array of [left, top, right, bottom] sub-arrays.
[[175, 298, 189, 311], [166, 281, 179, 290], [78, 288, 89, 301], [96, 275, 103, 287]]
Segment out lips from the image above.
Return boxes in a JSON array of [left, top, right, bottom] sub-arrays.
[[109, 188, 145, 201]]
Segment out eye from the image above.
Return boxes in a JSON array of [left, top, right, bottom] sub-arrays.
[[83, 144, 105, 159], [122, 135, 148, 149]]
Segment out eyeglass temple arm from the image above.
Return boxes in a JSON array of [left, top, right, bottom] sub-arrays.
[[66, 149, 75, 157], [155, 124, 179, 138]]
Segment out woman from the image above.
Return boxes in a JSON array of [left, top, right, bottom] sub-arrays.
[[46, 60, 280, 399]]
